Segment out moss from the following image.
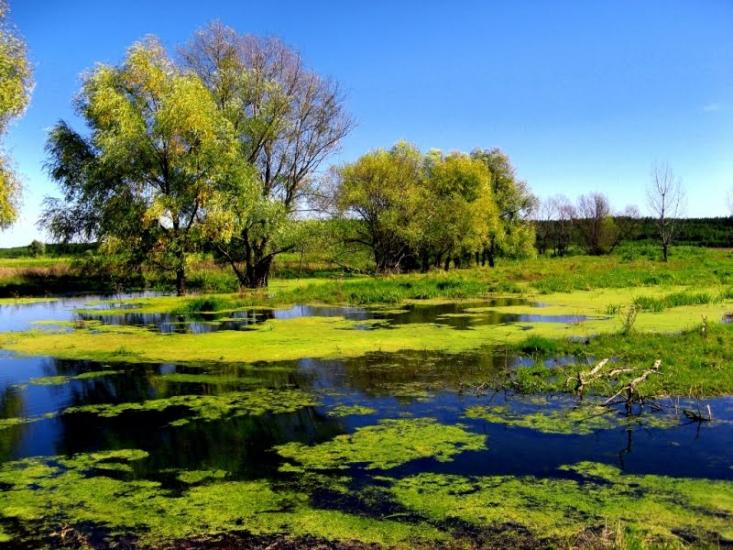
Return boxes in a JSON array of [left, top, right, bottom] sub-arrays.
[[327, 404, 377, 417], [390, 462, 733, 546], [276, 418, 486, 471], [64, 388, 318, 422]]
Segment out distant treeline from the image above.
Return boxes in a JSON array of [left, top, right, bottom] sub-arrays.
[[534, 216, 733, 252], [0, 242, 95, 258]]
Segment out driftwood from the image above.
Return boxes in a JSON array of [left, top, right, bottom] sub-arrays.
[[603, 359, 661, 406], [570, 358, 609, 397], [683, 403, 713, 422]]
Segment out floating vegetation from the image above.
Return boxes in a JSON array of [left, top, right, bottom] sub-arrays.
[[28, 370, 121, 386], [327, 404, 377, 417], [0, 412, 56, 431], [64, 388, 318, 422], [390, 462, 733, 546], [465, 401, 680, 435], [0, 450, 442, 546], [276, 418, 486, 472], [177, 469, 228, 484], [153, 372, 258, 386]]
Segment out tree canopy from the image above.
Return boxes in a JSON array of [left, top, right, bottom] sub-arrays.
[[335, 142, 529, 273], [0, 0, 32, 230], [42, 38, 252, 294]]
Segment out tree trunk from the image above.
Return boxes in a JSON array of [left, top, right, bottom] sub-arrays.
[[243, 256, 273, 288], [443, 257, 451, 271], [662, 242, 669, 262], [175, 266, 186, 296]]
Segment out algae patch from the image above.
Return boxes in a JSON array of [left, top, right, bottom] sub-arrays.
[[327, 404, 377, 417], [64, 387, 318, 423], [276, 417, 486, 471], [0, 450, 442, 547], [464, 402, 680, 435], [390, 461, 733, 545]]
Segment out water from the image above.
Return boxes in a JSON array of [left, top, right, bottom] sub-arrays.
[[73, 297, 605, 333], [0, 295, 731, 546]]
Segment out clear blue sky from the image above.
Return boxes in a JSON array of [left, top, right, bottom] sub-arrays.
[[3, 0, 732, 246]]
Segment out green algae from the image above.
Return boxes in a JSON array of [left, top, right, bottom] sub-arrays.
[[390, 462, 733, 546], [0, 412, 56, 431], [154, 372, 258, 386], [0, 450, 443, 547], [4, 285, 732, 381], [276, 418, 486, 472], [63, 388, 318, 422], [26, 370, 121, 386], [464, 403, 680, 435], [177, 469, 228, 484], [327, 404, 377, 417], [27, 375, 69, 386]]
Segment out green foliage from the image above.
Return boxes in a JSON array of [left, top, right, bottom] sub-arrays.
[[0, 1, 32, 229], [336, 143, 534, 273], [42, 37, 254, 294], [517, 335, 558, 355]]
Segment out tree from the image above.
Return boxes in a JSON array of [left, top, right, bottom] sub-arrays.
[[470, 148, 536, 267], [415, 150, 496, 271], [28, 239, 44, 257], [335, 142, 422, 273], [647, 162, 685, 262], [0, 0, 32, 231], [575, 192, 618, 255], [181, 22, 352, 287], [615, 204, 642, 244], [42, 38, 250, 294]]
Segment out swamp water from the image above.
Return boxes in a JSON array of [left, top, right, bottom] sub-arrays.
[[0, 296, 731, 547]]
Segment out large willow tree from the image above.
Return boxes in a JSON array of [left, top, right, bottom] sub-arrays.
[[42, 38, 251, 294], [0, 0, 32, 231], [181, 22, 353, 287]]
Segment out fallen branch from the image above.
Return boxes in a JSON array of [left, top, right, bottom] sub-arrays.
[[603, 360, 661, 406], [569, 358, 609, 397]]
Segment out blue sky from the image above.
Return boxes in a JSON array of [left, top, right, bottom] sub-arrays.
[[3, 0, 732, 246]]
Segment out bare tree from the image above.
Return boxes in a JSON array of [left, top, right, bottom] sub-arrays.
[[575, 193, 618, 255], [647, 162, 685, 262], [548, 195, 576, 257]]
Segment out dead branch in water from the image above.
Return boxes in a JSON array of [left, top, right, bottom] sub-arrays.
[[569, 358, 609, 397], [603, 360, 661, 406]]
